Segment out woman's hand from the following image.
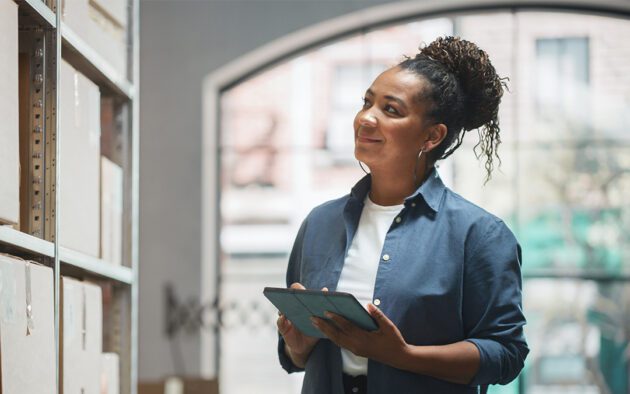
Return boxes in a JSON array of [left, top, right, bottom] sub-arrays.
[[311, 303, 410, 369], [276, 282, 327, 368]]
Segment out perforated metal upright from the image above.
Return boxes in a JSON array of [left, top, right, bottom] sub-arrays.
[[1, 1, 139, 393]]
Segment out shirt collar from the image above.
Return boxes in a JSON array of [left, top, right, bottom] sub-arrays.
[[350, 167, 446, 212]]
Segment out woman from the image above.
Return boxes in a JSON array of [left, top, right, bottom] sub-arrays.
[[276, 36, 528, 394]]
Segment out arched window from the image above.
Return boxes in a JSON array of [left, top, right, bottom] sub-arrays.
[[204, 5, 630, 393]]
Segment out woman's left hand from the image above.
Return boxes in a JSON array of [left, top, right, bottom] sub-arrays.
[[312, 303, 409, 368]]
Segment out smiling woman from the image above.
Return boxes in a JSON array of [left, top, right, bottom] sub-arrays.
[[276, 36, 528, 394]]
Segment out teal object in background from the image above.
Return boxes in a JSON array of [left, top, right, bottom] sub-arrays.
[[599, 336, 627, 394], [487, 378, 519, 394], [520, 209, 625, 274]]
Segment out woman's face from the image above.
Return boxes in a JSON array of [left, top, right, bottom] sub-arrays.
[[354, 66, 431, 172]]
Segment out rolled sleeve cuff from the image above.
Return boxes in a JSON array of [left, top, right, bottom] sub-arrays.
[[278, 335, 305, 373], [465, 338, 505, 387]]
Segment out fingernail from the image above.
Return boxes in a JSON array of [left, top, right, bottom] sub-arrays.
[[324, 312, 332, 318]]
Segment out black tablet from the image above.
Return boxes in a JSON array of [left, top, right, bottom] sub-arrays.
[[263, 287, 378, 338]]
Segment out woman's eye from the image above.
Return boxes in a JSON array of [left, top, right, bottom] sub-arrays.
[[385, 105, 399, 115], [361, 97, 370, 108]]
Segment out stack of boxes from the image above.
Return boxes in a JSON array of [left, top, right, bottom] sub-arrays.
[[0, 0, 129, 390], [0, 254, 120, 394], [58, 61, 124, 264]]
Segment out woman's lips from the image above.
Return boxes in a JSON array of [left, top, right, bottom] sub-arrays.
[[357, 136, 382, 143]]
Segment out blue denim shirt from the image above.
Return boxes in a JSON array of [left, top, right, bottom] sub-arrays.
[[278, 169, 529, 393]]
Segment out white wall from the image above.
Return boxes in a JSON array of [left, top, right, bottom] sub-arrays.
[[138, 0, 399, 380]]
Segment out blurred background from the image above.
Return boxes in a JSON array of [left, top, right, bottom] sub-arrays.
[[138, 1, 630, 393]]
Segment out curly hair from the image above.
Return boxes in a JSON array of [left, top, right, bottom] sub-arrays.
[[399, 36, 506, 182]]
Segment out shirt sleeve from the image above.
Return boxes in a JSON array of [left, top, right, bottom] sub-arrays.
[[463, 219, 529, 386], [277, 218, 308, 373]]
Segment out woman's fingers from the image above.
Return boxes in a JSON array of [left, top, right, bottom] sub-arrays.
[[290, 282, 306, 290], [367, 305, 394, 332], [277, 314, 291, 335], [367, 303, 395, 331], [324, 312, 354, 334], [312, 317, 339, 341]]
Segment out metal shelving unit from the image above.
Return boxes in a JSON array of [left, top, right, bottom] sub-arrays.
[[16, 0, 56, 28], [1, 0, 139, 393], [61, 22, 135, 99]]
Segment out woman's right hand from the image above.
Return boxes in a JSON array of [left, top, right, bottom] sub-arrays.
[[277, 282, 327, 367]]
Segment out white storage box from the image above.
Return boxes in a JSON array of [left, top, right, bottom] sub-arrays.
[[62, 0, 127, 77], [0, 254, 56, 394], [0, 0, 19, 226], [59, 60, 101, 257], [90, 0, 127, 29], [101, 352, 120, 394], [61, 277, 103, 394]]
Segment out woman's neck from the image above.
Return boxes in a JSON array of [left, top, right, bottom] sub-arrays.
[[368, 166, 432, 206]]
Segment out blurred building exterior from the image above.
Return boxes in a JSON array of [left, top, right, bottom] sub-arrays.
[[218, 9, 630, 394]]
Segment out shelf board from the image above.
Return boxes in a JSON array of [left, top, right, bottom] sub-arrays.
[[0, 227, 133, 284], [16, 0, 56, 28], [0, 226, 55, 257], [60, 246, 134, 285], [61, 22, 134, 100]]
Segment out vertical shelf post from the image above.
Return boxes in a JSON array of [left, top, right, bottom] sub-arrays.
[[53, 1, 62, 393]]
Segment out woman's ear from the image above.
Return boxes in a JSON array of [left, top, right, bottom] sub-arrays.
[[422, 123, 448, 152]]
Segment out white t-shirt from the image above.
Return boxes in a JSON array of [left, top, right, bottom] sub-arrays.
[[335, 194, 404, 376]]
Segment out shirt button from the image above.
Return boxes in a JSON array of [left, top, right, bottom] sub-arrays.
[[352, 388, 359, 393], [374, 299, 381, 306], [395, 217, 401, 223], [411, 202, 416, 207], [382, 254, 390, 261]]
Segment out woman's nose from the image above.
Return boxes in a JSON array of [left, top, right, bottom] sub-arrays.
[[359, 112, 377, 127]]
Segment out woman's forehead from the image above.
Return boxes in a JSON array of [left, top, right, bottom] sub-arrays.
[[368, 67, 426, 100], [367, 67, 428, 110]]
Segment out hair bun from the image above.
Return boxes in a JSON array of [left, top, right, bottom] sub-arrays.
[[419, 36, 503, 131]]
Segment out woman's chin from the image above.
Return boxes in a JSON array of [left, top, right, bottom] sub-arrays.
[[354, 147, 376, 164]]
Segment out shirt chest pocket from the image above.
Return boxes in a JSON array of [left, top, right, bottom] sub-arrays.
[[299, 254, 332, 290]]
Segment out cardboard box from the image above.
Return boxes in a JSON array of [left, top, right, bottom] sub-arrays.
[[61, 277, 103, 394], [90, 0, 127, 29], [0, 254, 56, 394], [101, 157, 123, 265], [59, 61, 101, 257], [0, 0, 19, 226], [62, 0, 127, 77], [100, 353, 120, 394]]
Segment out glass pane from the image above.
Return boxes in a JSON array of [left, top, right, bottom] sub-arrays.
[[523, 279, 629, 393], [517, 145, 630, 275], [216, 8, 630, 394]]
